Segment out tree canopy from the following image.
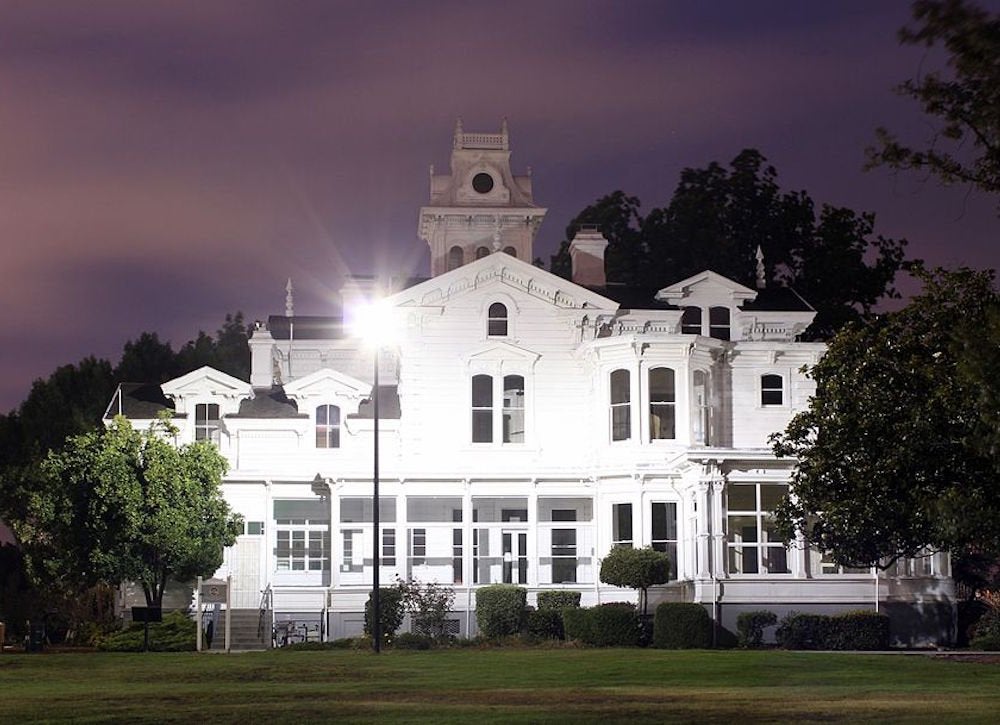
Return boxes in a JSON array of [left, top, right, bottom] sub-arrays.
[[599, 545, 671, 616], [28, 416, 241, 607], [551, 149, 907, 339], [771, 266, 1000, 568], [867, 0, 1000, 205]]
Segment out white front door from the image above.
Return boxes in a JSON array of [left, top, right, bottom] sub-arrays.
[[502, 529, 527, 584]]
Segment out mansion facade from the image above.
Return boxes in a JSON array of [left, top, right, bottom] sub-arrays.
[[108, 122, 954, 644]]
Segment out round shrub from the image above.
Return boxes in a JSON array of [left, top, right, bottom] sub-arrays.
[[476, 585, 527, 638], [737, 610, 778, 648], [590, 603, 640, 647], [537, 590, 581, 611], [652, 603, 712, 649]]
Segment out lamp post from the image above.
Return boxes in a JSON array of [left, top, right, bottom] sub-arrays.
[[372, 343, 381, 653], [353, 295, 394, 655]]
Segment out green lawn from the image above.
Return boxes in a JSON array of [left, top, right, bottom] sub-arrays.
[[2, 648, 999, 723]]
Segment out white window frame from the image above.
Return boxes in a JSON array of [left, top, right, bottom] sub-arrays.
[[611, 502, 633, 548], [725, 483, 791, 576], [760, 373, 785, 407], [315, 404, 341, 448], [609, 368, 632, 442], [469, 366, 530, 447], [194, 402, 221, 444], [648, 366, 677, 441]]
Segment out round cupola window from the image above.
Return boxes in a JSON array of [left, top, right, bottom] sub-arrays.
[[472, 172, 494, 194]]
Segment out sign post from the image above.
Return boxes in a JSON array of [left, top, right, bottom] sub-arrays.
[[199, 578, 230, 653]]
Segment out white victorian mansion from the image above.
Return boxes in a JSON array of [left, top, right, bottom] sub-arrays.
[[108, 122, 954, 644]]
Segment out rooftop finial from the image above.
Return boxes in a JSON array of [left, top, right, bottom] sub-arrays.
[[501, 117, 509, 136], [453, 117, 463, 149], [755, 245, 766, 289], [285, 278, 295, 317]]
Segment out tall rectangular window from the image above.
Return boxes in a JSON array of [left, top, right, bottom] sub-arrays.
[[693, 370, 710, 445], [649, 368, 676, 440], [651, 502, 678, 579], [612, 503, 633, 548], [709, 306, 731, 341], [382, 528, 396, 567], [726, 483, 790, 575], [551, 528, 577, 583], [195, 403, 220, 444], [502, 375, 525, 443], [315, 404, 341, 448], [472, 374, 493, 443], [610, 369, 631, 441], [410, 528, 427, 566], [452, 528, 463, 584]]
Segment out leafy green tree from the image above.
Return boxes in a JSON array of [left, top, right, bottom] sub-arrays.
[[867, 0, 1000, 204], [27, 415, 241, 607], [552, 150, 907, 339], [599, 546, 671, 616], [771, 265, 1000, 568]]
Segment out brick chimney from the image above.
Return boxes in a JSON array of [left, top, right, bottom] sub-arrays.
[[569, 227, 609, 287]]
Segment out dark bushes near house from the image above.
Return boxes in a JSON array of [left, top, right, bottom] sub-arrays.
[[475, 585, 526, 638], [560, 603, 639, 646], [526, 608, 564, 640], [393, 632, 435, 650], [562, 606, 593, 643], [776, 610, 890, 650], [653, 603, 712, 649], [526, 590, 581, 640], [970, 606, 1000, 650], [98, 611, 196, 652], [737, 610, 778, 648], [590, 603, 640, 647]]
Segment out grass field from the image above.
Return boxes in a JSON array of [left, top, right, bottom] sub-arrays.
[[3, 648, 999, 723]]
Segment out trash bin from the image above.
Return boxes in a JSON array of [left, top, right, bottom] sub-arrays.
[[26, 622, 44, 653]]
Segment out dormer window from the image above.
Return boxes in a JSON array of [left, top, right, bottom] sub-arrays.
[[195, 403, 220, 444], [681, 307, 702, 335], [487, 303, 508, 337], [316, 404, 341, 448], [475, 246, 490, 260], [447, 246, 464, 271], [502, 246, 517, 258], [709, 307, 730, 341]]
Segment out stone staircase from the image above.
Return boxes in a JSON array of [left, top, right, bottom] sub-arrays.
[[204, 608, 271, 651]]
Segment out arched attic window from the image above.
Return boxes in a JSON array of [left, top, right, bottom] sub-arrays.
[[447, 246, 464, 271], [709, 307, 730, 341], [502, 246, 517, 258], [681, 307, 702, 335], [475, 246, 490, 260], [488, 302, 508, 337]]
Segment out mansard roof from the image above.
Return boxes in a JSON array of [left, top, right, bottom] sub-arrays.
[[740, 286, 814, 312], [230, 387, 305, 418], [104, 383, 175, 420]]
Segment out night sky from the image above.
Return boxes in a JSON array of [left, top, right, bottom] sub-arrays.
[[4, 0, 998, 413]]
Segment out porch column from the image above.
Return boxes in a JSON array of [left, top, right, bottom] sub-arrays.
[[695, 480, 711, 580]]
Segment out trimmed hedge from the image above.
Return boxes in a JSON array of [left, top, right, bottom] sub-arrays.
[[527, 608, 564, 640], [737, 610, 778, 648], [590, 603, 640, 647], [559, 604, 639, 646], [653, 603, 712, 649], [99, 611, 196, 652], [776, 610, 890, 650], [562, 606, 593, 643], [476, 585, 526, 638], [537, 590, 582, 611]]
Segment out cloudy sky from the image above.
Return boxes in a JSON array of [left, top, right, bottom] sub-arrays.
[[3, 0, 998, 413]]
